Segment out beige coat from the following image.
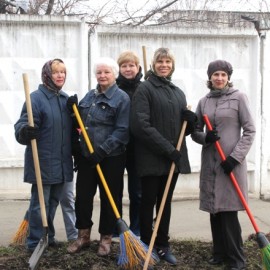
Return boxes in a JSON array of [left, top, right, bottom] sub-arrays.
[[191, 88, 256, 214]]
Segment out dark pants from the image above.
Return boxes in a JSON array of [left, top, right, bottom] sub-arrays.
[[140, 173, 178, 248], [75, 154, 125, 235], [210, 211, 246, 269], [126, 153, 141, 236]]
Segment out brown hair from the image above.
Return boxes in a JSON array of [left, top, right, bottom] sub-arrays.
[[152, 47, 175, 76], [117, 51, 140, 67]]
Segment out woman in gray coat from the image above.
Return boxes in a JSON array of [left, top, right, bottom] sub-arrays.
[[191, 60, 256, 270]]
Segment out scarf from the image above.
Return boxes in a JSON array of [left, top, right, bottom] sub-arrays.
[[41, 58, 65, 92]]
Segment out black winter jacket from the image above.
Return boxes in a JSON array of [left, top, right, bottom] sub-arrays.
[[130, 71, 191, 177], [116, 67, 143, 156]]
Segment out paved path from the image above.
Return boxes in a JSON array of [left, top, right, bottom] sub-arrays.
[[1, 197, 270, 246]]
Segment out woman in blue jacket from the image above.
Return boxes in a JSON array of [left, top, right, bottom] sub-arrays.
[[67, 57, 130, 256], [14, 59, 76, 251]]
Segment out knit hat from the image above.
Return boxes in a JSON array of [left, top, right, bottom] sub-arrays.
[[207, 60, 233, 79]]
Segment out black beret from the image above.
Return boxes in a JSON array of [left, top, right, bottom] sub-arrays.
[[207, 60, 233, 79]]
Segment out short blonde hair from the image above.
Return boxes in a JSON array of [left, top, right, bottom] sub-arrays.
[[117, 51, 140, 67], [152, 48, 175, 76]]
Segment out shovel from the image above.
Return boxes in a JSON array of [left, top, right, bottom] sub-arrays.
[[22, 73, 48, 270]]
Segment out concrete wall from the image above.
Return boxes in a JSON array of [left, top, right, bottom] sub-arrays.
[[0, 14, 88, 199], [1, 15, 270, 200]]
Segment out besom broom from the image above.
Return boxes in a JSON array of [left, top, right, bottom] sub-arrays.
[[203, 114, 270, 270], [11, 210, 29, 245], [72, 104, 159, 269]]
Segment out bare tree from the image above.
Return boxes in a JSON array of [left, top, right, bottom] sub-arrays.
[[2, 0, 269, 30]]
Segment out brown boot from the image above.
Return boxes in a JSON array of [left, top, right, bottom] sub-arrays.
[[67, 229, 91, 254], [97, 234, 112, 256]]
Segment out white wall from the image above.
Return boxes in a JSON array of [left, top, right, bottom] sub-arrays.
[[1, 15, 270, 199], [0, 14, 88, 198]]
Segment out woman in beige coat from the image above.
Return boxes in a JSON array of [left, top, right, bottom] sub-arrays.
[[191, 60, 256, 270]]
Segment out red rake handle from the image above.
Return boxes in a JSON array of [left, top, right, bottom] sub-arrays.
[[203, 114, 260, 234]]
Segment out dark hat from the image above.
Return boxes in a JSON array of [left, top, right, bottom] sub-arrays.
[[207, 60, 233, 79]]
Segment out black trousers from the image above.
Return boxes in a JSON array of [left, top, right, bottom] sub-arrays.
[[140, 173, 178, 248], [75, 154, 125, 235], [210, 211, 246, 269]]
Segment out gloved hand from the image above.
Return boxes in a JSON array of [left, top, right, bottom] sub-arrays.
[[182, 110, 197, 124], [169, 149, 181, 163], [87, 148, 106, 167], [67, 94, 78, 113], [205, 130, 220, 144], [220, 156, 239, 175], [19, 125, 40, 143]]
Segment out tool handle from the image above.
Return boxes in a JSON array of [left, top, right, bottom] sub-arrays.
[[203, 114, 260, 233], [143, 106, 191, 270], [72, 104, 121, 219], [22, 73, 48, 228], [142, 46, 148, 75]]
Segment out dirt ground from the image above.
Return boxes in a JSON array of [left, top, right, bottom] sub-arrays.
[[0, 233, 267, 270]]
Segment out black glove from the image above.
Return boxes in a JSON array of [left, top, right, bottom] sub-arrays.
[[205, 130, 220, 144], [67, 94, 78, 113], [182, 110, 197, 124], [19, 125, 40, 143], [169, 149, 181, 163], [87, 148, 106, 167], [220, 156, 239, 175]]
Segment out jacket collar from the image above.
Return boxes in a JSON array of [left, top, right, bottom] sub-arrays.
[[39, 84, 67, 99], [95, 83, 118, 99]]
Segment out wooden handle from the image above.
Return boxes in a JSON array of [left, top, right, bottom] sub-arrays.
[[22, 73, 48, 228], [143, 105, 191, 270], [142, 46, 148, 76]]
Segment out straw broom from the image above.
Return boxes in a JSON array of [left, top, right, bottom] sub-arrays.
[[203, 114, 270, 270], [72, 104, 159, 269], [11, 210, 29, 245]]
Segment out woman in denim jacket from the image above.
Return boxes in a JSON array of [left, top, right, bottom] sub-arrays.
[[67, 57, 130, 256]]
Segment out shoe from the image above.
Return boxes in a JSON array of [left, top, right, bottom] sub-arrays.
[[97, 234, 112, 256], [156, 246, 177, 265], [208, 257, 224, 265], [49, 239, 61, 248], [67, 229, 91, 254]]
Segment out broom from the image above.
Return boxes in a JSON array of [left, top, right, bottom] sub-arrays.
[[143, 106, 190, 270], [11, 210, 29, 245], [203, 114, 270, 270], [72, 104, 159, 269]]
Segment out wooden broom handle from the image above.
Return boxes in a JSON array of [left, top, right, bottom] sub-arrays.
[[143, 106, 191, 270], [142, 46, 147, 75], [203, 114, 260, 233], [22, 73, 48, 228]]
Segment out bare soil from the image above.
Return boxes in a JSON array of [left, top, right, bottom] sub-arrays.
[[0, 233, 267, 270]]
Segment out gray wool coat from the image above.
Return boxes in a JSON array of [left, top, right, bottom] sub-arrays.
[[191, 87, 256, 214]]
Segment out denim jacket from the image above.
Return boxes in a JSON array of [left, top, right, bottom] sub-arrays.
[[79, 83, 130, 157]]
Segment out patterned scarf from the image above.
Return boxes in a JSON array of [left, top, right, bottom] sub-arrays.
[[41, 58, 65, 92]]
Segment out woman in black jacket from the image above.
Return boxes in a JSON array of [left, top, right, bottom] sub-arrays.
[[116, 51, 143, 236], [130, 48, 197, 265]]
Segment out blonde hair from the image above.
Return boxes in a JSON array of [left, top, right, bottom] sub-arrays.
[[152, 47, 175, 76], [51, 59, 66, 73], [117, 51, 140, 67]]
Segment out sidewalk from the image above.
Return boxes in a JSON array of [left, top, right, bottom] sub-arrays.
[[1, 197, 270, 247]]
